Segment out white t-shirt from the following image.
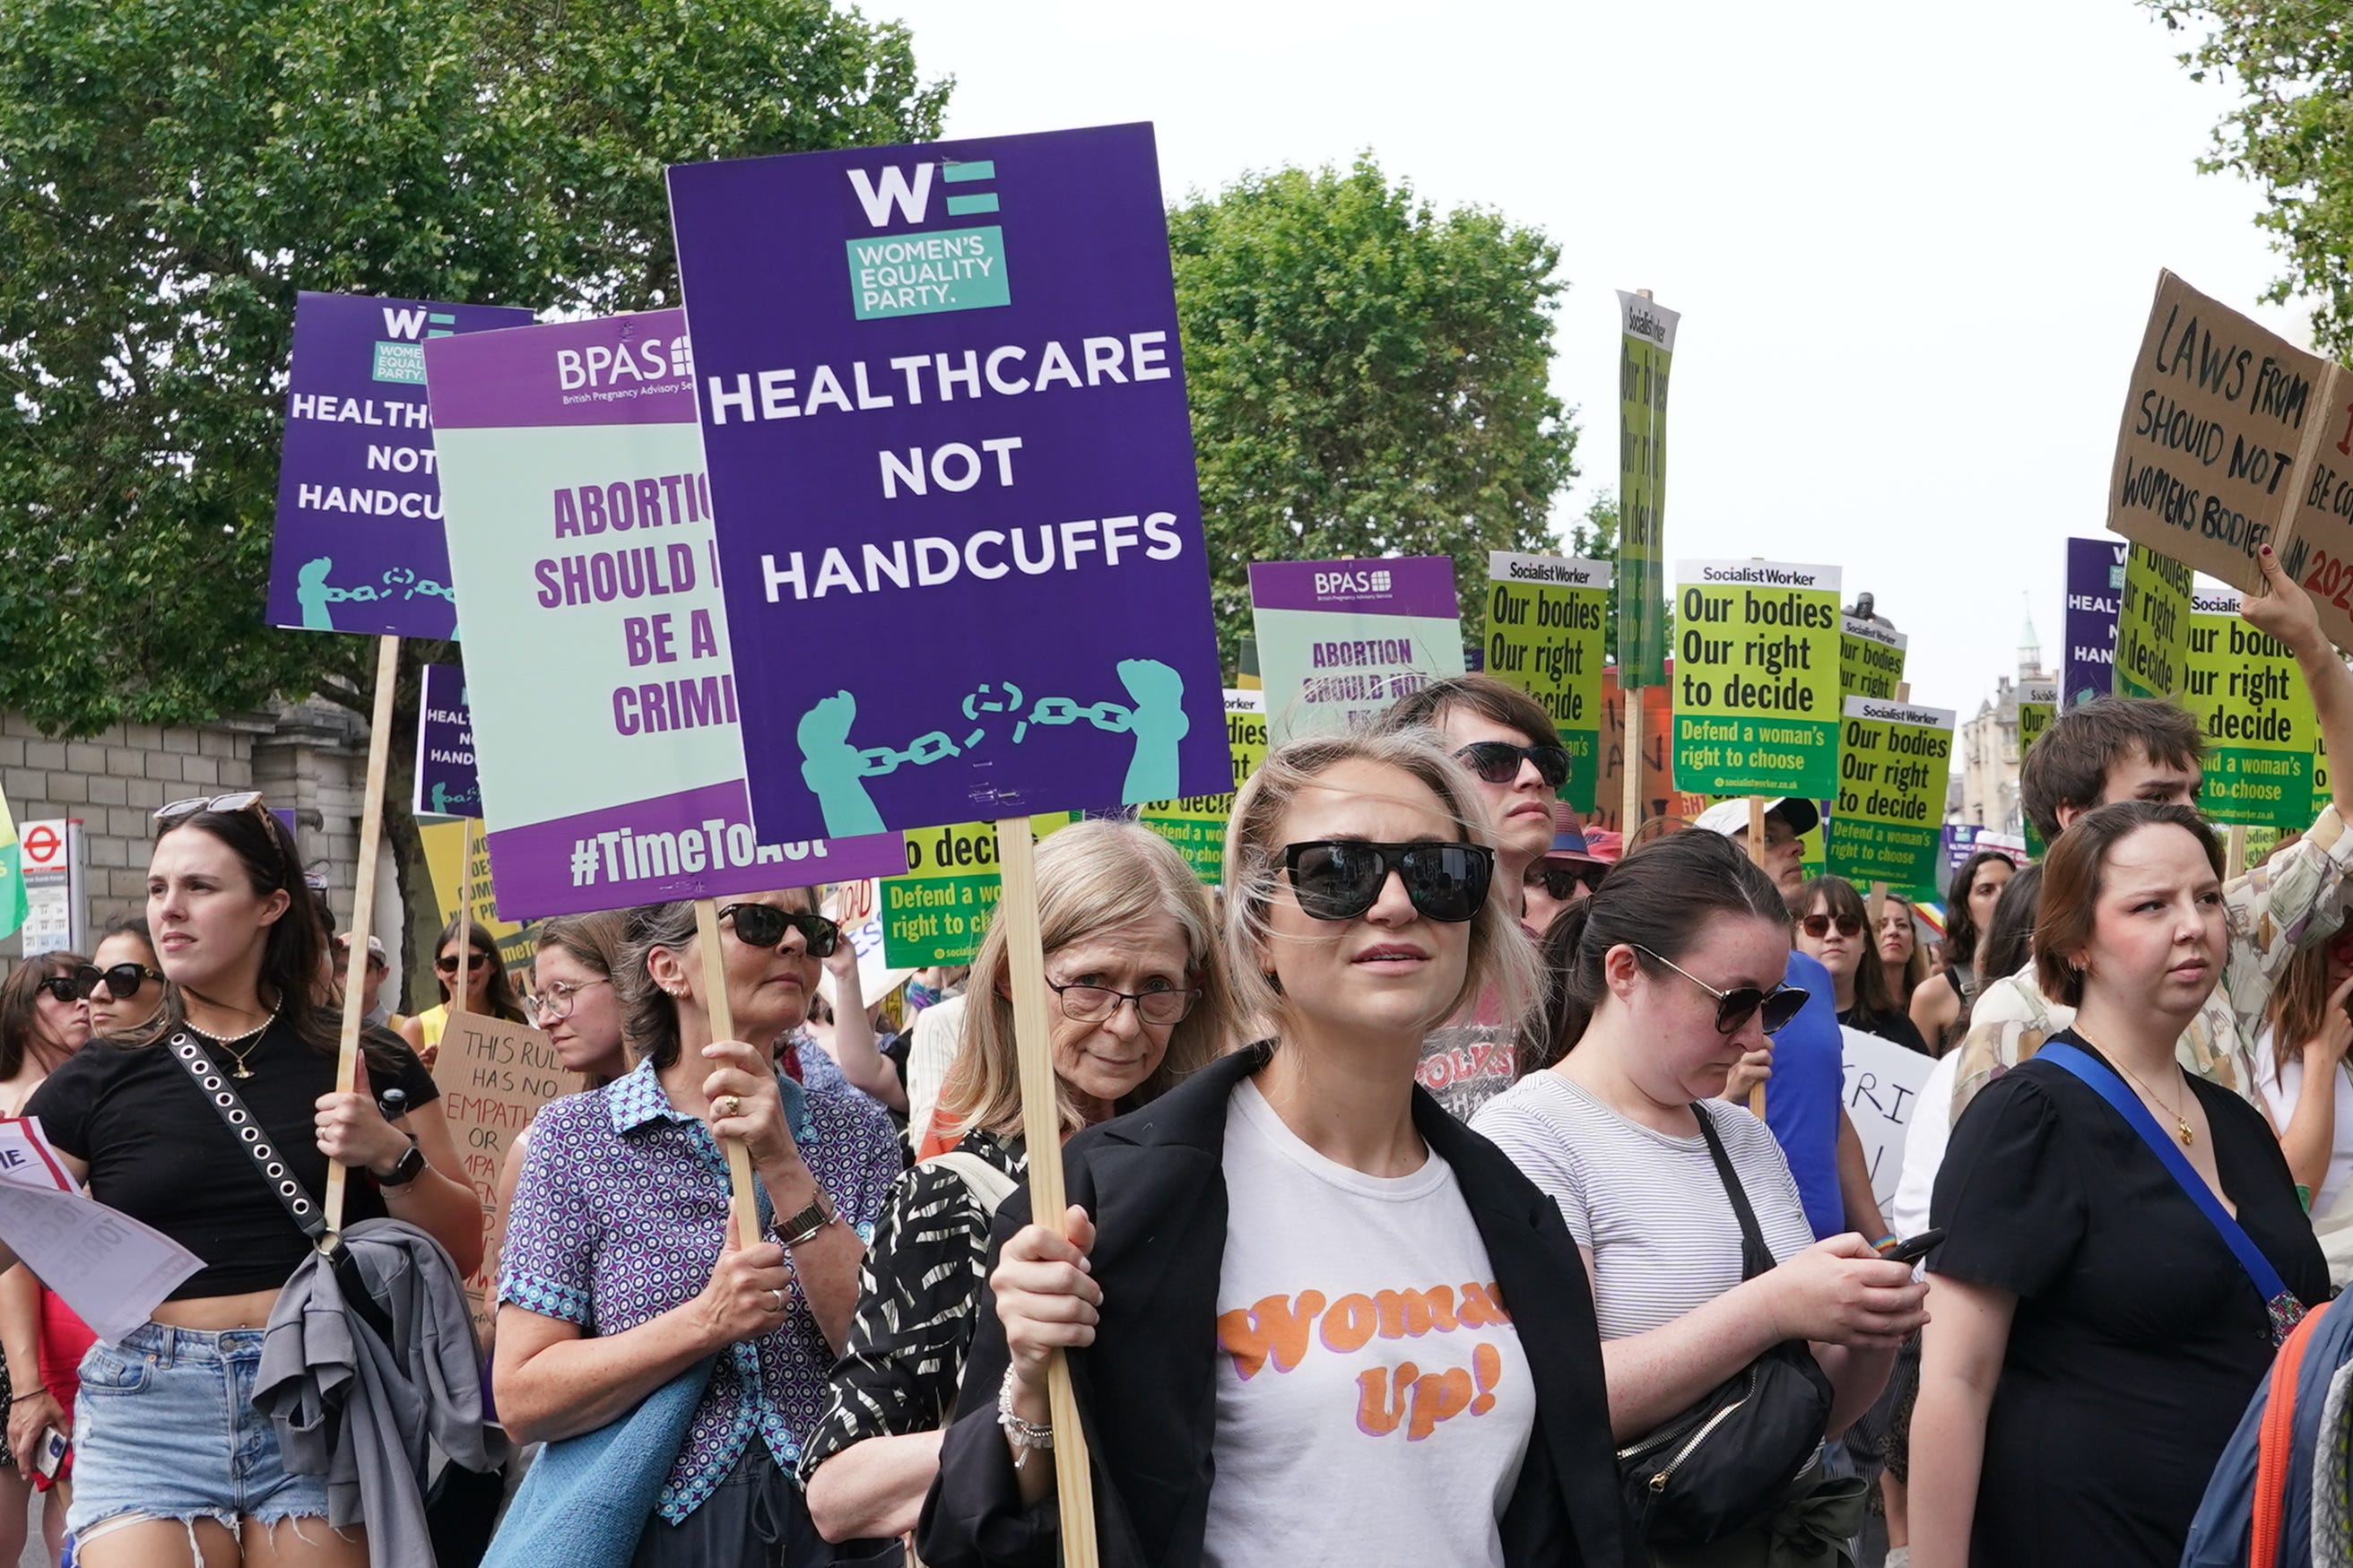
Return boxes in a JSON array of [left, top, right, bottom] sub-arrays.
[[1200, 1079, 1536, 1568], [2252, 1023, 2353, 1213], [1891, 1048, 1962, 1241], [1472, 1070, 1814, 1341]]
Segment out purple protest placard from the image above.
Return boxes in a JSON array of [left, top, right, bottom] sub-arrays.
[[665, 124, 1229, 843], [265, 292, 534, 638], [423, 309, 907, 918], [413, 663, 480, 820], [2063, 535, 2124, 710]]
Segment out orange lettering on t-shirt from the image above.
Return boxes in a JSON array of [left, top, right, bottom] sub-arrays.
[[1320, 1293, 1378, 1354], [1471, 1340, 1501, 1416], [1405, 1365, 1475, 1440], [1355, 1360, 1418, 1436], [1376, 1285, 1459, 1339], [1217, 1290, 1328, 1380], [1456, 1281, 1512, 1328]]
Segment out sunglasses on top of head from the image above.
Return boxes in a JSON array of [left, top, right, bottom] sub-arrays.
[[153, 791, 268, 831], [1797, 913, 1863, 940], [719, 904, 842, 958], [1634, 945, 1809, 1035], [1281, 841, 1494, 924], [1453, 741, 1571, 789], [74, 963, 164, 1001]]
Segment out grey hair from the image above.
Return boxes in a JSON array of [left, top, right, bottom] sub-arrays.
[[617, 891, 823, 1071]]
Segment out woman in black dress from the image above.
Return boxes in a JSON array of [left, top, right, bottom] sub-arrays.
[[1909, 801, 2327, 1567]]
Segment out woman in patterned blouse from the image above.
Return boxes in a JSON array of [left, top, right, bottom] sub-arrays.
[[494, 888, 905, 1565], [800, 822, 1235, 1546]]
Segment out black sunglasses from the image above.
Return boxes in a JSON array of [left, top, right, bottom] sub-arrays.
[[74, 963, 163, 1001], [32, 977, 80, 1006], [1454, 741, 1570, 789], [1634, 945, 1809, 1035], [1525, 862, 1606, 901], [436, 951, 492, 975], [720, 904, 842, 958], [1281, 840, 1494, 924]]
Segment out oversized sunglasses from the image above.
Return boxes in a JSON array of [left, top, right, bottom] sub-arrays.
[[1634, 944, 1809, 1035], [74, 962, 163, 1001], [1797, 914, 1863, 940], [1282, 841, 1494, 924], [1454, 741, 1571, 789], [436, 951, 493, 975], [720, 903, 842, 957], [153, 791, 266, 830], [32, 977, 81, 1006], [1526, 862, 1606, 901]]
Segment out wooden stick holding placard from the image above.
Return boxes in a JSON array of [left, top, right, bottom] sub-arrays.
[[451, 816, 474, 1023], [2227, 824, 2247, 882], [1746, 795, 1770, 1120], [995, 816, 1101, 1566], [693, 898, 764, 1245], [326, 634, 401, 1236], [1622, 686, 1643, 836]]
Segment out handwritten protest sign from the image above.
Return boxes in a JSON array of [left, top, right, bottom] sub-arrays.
[[1250, 557, 1466, 742], [881, 816, 1074, 966], [413, 663, 480, 820], [1827, 697, 1953, 897], [1841, 1028, 1934, 1229], [2064, 537, 2124, 709], [266, 292, 532, 639], [1839, 617, 1907, 704], [431, 1014, 579, 1331], [1672, 561, 1842, 800], [1617, 292, 1677, 689], [424, 310, 905, 917], [667, 125, 1229, 843], [1137, 691, 1265, 882], [1591, 663, 1688, 833], [2107, 271, 2353, 652], [2113, 541, 2193, 701], [1482, 553, 1610, 809], [2184, 586, 2317, 828]]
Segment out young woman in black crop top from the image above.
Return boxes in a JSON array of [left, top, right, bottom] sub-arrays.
[[22, 798, 480, 1565]]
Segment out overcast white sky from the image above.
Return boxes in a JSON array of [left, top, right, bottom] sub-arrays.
[[874, 0, 2313, 724]]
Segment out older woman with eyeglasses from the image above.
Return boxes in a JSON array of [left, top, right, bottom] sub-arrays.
[[492, 890, 903, 1564], [801, 822, 1233, 1547]]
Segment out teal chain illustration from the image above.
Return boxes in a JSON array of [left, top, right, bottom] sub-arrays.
[[798, 658, 1189, 836], [295, 557, 458, 631]]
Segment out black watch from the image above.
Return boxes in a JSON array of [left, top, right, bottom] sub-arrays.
[[373, 1134, 427, 1189]]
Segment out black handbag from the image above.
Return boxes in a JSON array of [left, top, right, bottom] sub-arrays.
[[1614, 1102, 1835, 1546]]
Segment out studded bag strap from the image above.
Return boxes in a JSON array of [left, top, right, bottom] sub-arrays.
[[162, 1028, 327, 1242]]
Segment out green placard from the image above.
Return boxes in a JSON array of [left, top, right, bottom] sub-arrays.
[[1672, 559, 1843, 800], [2018, 680, 2056, 859], [1839, 616, 1908, 703], [1616, 291, 1678, 689], [1826, 696, 1955, 897], [1137, 691, 1266, 883], [1483, 552, 1611, 810], [880, 815, 1075, 966], [2184, 588, 2316, 828], [2114, 541, 2192, 700]]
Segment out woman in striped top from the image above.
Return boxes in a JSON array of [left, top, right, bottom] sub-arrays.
[[799, 822, 1234, 1547]]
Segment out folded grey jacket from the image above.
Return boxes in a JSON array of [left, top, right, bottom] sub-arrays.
[[253, 1217, 508, 1567]]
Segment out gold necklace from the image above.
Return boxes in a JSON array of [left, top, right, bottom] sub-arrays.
[[2113, 1055, 2196, 1146], [201, 1004, 280, 1079]]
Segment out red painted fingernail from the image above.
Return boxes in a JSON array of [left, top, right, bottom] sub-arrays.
[[2262, 545, 2274, 557]]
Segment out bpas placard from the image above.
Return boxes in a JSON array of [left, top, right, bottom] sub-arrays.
[[1482, 552, 1610, 810], [2114, 541, 2193, 701], [1826, 697, 1954, 897], [1136, 691, 1266, 883], [414, 663, 480, 820], [1250, 557, 1467, 743], [266, 291, 533, 639], [423, 309, 906, 918], [668, 124, 1230, 843], [1672, 560, 1842, 801], [2184, 586, 2316, 828]]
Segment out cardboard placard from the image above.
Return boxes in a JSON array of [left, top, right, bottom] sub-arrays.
[[1136, 690, 1265, 883], [2114, 541, 2194, 700], [1838, 616, 1907, 704], [1249, 557, 1467, 743], [1616, 291, 1677, 689], [2106, 271, 2353, 651], [1482, 552, 1611, 810], [1826, 697, 1953, 897], [668, 125, 1230, 843], [2184, 586, 2317, 828], [430, 1013, 581, 1333], [2064, 536, 2125, 709], [1842, 1027, 1934, 1230], [423, 309, 907, 917], [1671, 560, 1843, 800], [1591, 663, 1685, 834]]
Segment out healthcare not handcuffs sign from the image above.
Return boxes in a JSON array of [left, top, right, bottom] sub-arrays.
[[667, 124, 1230, 842]]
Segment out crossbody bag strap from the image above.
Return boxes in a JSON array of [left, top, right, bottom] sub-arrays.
[[2039, 1042, 2304, 1344], [163, 1029, 328, 1241], [1691, 1101, 1776, 1281]]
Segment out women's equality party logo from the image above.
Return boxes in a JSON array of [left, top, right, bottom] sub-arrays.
[[845, 157, 1009, 321]]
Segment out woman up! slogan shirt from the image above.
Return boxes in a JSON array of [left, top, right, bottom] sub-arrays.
[[1200, 1080, 1536, 1567]]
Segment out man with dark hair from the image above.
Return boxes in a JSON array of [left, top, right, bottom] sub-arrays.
[[1952, 549, 2353, 1117]]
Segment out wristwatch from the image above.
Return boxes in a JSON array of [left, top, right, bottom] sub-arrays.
[[373, 1133, 428, 1189], [769, 1190, 838, 1248]]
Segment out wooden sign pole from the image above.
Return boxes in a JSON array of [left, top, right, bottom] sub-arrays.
[[1747, 794, 1771, 1119], [326, 633, 402, 1236], [1621, 686, 1644, 836], [693, 897, 765, 1244], [451, 816, 474, 1023], [2226, 823, 2248, 882], [995, 816, 1100, 1566]]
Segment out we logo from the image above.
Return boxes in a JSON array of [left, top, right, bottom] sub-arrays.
[[380, 307, 457, 342], [372, 305, 456, 384], [842, 157, 1010, 322]]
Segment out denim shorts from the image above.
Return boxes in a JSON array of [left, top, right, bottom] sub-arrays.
[[66, 1323, 333, 1538]]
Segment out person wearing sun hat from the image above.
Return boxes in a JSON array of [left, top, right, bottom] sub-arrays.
[[1521, 805, 1613, 937]]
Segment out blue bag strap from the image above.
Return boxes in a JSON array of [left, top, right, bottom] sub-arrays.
[[2040, 1043, 2302, 1343]]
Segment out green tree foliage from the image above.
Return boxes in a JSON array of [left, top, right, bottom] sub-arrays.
[[1168, 157, 1579, 663], [2149, 0, 2353, 357], [0, 0, 946, 738]]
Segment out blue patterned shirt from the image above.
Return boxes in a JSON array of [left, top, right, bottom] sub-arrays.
[[499, 1057, 901, 1522]]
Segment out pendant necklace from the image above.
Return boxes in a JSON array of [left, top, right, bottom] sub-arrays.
[[204, 1003, 281, 1079], [2113, 1054, 2196, 1146]]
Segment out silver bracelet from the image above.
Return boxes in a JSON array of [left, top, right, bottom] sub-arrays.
[[996, 1369, 1054, 1469]]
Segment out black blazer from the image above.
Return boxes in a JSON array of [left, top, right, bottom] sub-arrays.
[[916, 1044, 1637, 1568]]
